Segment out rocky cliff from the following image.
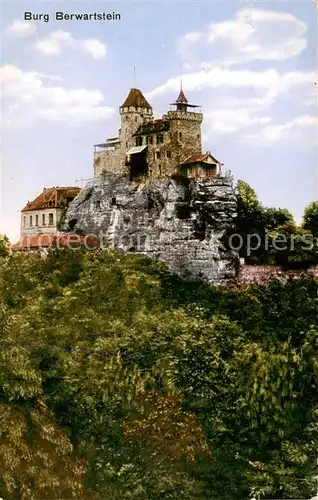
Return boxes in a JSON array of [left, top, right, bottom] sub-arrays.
[[61, 173, 238, 284]]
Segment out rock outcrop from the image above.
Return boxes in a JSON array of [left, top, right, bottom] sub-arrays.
[[61, 173, 238, 284]]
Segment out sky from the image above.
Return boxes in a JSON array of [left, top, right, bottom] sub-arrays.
[[1, 0, 317, 243]]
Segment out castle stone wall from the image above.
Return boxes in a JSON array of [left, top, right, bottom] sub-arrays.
[[61, 173, 238, 284], [166, 111, 203, 165], [238, 264, 318, 285], [94, 150, 125, 177]]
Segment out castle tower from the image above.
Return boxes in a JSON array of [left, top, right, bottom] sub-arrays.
[[93, 88, 153, 178], [119, 88, 153, 178], [166, 89, 203, 167], [119, 88, 153, 152]]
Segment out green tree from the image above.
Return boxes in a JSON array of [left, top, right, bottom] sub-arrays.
[[0, 234, 10, 257], [0, 401, 92, 500], [0, 248, 317, 499], [263, 207, 294, 231], [236, 182, 317, 267], [303, 201, 318, 236], [269, 223, 317, 266], [235, 181, 265, 261]]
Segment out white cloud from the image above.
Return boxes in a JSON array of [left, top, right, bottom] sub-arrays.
[[6, 20, 36, 37], [1, 65, 114, 124], [82, 38, 107, 59], [34, 30, 107, 59], [34, 30, 73, 55], [35, 72, 65, 82], [146, 67, 316, 143], [176, 31, 201, 56], [146, 67, 316, 101], [245, 115, 318, 144], [147, 7, 316, 145], [205, 108, 272, 135], [178, 7, 307, 67]]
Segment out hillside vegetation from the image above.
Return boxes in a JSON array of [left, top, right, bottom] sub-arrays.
[[0, 248, 317, 499]]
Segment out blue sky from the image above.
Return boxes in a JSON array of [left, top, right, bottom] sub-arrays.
[[2, 0, 317, 242]]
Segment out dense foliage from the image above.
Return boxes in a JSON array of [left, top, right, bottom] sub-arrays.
[[236, 181, 318, 266], [303, 201, 318, 237], [0, 247, 317, 499], [0, 235, 9, 257]]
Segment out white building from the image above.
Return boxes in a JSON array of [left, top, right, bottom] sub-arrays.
[[20, 186, 80, 237]]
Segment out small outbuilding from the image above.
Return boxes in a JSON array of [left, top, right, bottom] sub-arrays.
[[180, 152, 222, 179]]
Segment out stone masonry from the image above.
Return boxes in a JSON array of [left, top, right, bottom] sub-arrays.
[[93, 88, 216, 182], [61, 173, 238, 284]]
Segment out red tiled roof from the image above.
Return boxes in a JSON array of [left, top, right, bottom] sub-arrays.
[[182, 153, 220, 165], [134, 118, 170, 135], [175, 89, 188, 104], [11, 233, 99, 250], [120, 88, 152, 109], [22, 187, 81, 212]]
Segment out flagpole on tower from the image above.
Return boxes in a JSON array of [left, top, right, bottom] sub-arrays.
[[180, 62, 183, 90]]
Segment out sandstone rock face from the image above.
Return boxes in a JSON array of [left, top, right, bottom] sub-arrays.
[[61, 173, 238, 284]]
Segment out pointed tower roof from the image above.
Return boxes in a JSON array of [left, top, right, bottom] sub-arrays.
[[175, 89, 188, 104], [170, 88, 199, 109], [120, 88, 152, 109]]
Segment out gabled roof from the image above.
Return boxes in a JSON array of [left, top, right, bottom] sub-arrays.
[[22, 187, 81, 212], [181, 152, 220, 165], [120, 88, 152, 109]]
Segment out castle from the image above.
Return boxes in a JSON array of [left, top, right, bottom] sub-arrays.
[[60, 88, 235, 284], [93, 88, 222, 181], [15, 87, 236, 285]]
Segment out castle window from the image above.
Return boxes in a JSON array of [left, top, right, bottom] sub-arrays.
[[126, 142, 128, 148], [153, 152, 156, 160], [135, 116, 138, 122], [158, 134, 164, 144], [166, 150, 171, 158], [49, 213, 54, 225], [23, 216, 26, 227], [159, 164, 162, 175], [136, 136, 143, 146], [29, 215, 33, 227], [179, 132, 182, 140], [111, 197, 116, 206], [42, 214, 45, 225], [156, 151, 161, 160], [35, 215, 39, 226], [96, 200, 101, 209]]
